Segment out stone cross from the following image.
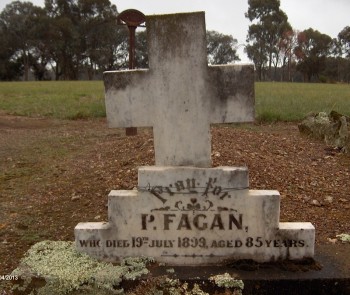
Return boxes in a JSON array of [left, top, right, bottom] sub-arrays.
[[104, 12, 254, 167], [76, 12, 315, 265]]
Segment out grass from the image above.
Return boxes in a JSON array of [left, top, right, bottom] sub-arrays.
[[0, 80, 349, 122], [256, 82, 350, 122], [0, 81, 105, 119]]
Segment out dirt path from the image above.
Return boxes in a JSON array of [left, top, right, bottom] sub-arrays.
[[0, 115, 349, 274]]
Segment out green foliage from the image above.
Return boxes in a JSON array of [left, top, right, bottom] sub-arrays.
[[245, 2, 349, 83], [0, 0, 127, 81], [245, 0, 292, 81], [294, 28, 333, 82], [0, 81, 105, 119], [255, 82, 350, 122], [135, 30, 148, 68], [338, 26, 350, 58], [209, 273, 244, 293], [245, 0, 281, 21], [0, 1, 45, 80], [207, 30, 240, 64], [336, 233, 350, 243], [11, 241, 153, 294], [0, 2, 246, 81]]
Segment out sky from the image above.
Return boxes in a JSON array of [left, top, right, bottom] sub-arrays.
[[1, 0, 349, 62]]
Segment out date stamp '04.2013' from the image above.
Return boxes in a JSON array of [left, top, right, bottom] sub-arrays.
[[0, 275, 18, 281]]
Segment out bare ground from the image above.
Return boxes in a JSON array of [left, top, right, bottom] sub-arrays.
[[0, 115, 349, 275]]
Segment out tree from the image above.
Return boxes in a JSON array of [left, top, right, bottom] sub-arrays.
[[78, 0, 125, 79], [0, 27, 23, 80], [277, 29, 298, 81], [43, 0, 127, 80], [337, 27, 350, 82], [133, 30, 240, 69], [0, 1, 44, 80], [206, 30, 240, 64], [43, 0, 83, 80], [245, 0, 291, 80], [294, 28, 332, 82], [135, 30, 148, 68], [245, 24, 268, 80], [0, 2, 246, 80], [338, 26, 350, 58]]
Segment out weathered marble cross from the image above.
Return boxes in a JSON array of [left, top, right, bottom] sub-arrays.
[[77, 12, 315, 265], [104, 12, 254, 167]]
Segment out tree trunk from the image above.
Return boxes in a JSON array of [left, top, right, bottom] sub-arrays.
[[23, 50, 29, 81]]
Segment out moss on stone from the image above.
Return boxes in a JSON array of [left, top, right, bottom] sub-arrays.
[[10, 241, 248, 295], [209, 273, 244, 293], [11, 241, 154, 295], [166, 268, 175, 274], [337, 233, 350, 243]]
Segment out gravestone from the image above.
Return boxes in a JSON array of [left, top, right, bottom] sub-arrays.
[[75, 12, 315, 265]]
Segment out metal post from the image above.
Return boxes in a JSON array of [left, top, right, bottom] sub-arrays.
[[117, 9, 146, 136], [128, 25, 136, 70]]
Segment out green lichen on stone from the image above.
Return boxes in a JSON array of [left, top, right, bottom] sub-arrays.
[[164, 279, 209, 295], [166, 268, 175, 274], [209, 273, 244, 293], [11, 241, 154, 295], [121, 256, 155, 280], [336, 233, 350, 243], [186, 283, 209, 295], [299, 111, 350, 152]]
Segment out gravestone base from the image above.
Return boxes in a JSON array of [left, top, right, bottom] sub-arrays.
[[8, 243, 350, 295], [120, 244, 350, 295], [75, 166, 315, 264]]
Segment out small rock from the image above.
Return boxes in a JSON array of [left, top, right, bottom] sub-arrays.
[[94, 215, 101, 220], [299, 111, 350, 152], [324, 196, 333, 203], [71, 195, 81, 201], [304, 196, 311, 202], [327, 238, 337, 244], [311, 199, 321, 207], [213, 151, 221, 157]]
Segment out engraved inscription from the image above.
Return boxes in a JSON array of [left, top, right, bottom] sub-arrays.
[[141, 213, 244, 231], [78, 237, 307, 251], [147, 177, 246, 202], [145, 177, 246, 213]]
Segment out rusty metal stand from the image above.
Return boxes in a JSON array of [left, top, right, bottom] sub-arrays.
[[117, 9, 146, 136]]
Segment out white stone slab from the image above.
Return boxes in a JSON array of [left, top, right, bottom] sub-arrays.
[[104, 12, 254, 167], [75, 167, 315, 264]]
